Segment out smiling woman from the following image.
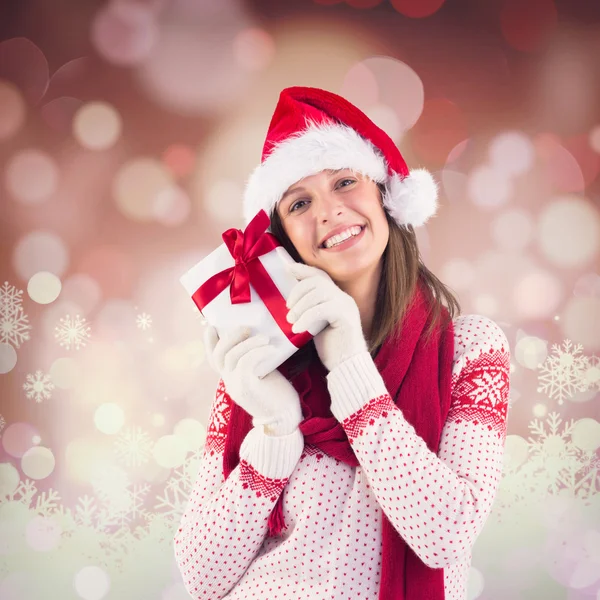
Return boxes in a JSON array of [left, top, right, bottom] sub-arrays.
[[174, 87, 511, 600]]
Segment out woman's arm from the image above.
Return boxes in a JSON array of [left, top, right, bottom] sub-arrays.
[[173, 379, 304, 599], [325, 315, 510, 569]]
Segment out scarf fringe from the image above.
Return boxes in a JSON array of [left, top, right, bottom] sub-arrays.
[[267, 494, 286, 537]]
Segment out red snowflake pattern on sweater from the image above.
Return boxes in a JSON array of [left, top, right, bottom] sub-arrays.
[[239, 459, 289, 502], [340, 394, 395, 445], [204, 379, 231, 456]]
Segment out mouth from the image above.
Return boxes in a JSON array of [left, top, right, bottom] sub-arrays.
[[319, 225, 366, 250]]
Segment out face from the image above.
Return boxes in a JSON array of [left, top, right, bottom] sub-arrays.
[[276, 169, 389, 285]]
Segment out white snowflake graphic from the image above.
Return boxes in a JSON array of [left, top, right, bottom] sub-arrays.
[[23, 370, 55, 403], [537, 340, 591, 405], [0, 306, 31, 348], [136, 312, 152, 330], [0, 414, 5, 432], [54, 314, 91, 350], [114, 426, 153, 467], [581, 354, 600, 393], [0, 281, 24, 316]]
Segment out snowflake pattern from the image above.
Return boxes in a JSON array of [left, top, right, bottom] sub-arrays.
[[537, 340, 591, 405], [0, 281, 24, 316], [114, 426, 153, 467], [0, 414, 5, 432], [23, 370, 55, 403], [54, 314, 91, 350], [136, 312, 152, 330]]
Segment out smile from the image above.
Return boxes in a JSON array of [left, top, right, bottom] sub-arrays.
[[320, 225, 366, 252]]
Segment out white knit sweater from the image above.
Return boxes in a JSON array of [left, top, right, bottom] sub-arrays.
[[174, 314, 511, 599]]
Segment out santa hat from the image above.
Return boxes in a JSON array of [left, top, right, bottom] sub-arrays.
[[243, 86, 438, 229]]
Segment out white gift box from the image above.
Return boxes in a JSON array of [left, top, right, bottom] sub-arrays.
[[180, 239, 327, 378]]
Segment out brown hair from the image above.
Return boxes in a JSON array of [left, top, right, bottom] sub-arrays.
[[270, 181, 461, 373]]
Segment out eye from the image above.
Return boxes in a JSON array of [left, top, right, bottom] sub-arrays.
[[290, 199, 309, 213], [336, 178, 356, 189]]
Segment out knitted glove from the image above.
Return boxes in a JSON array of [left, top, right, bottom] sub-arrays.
[[285, 261, 368, 372], [203, 325, 303, 436]]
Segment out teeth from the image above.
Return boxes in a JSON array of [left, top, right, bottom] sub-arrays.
[[323, 226, 362, 249]]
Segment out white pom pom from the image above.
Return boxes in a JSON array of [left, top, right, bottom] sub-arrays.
[[383, 168, 439, 227]]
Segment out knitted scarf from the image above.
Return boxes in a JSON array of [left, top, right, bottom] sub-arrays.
[[222, 280, 455, 600]]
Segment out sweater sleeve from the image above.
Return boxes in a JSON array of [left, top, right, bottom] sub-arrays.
[[173, 378, 304, 599], [326, 314, 510, 569]]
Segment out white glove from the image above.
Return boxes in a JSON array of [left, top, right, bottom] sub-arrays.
[[203, 325, 303, 436], [285, 261, 368, 372]]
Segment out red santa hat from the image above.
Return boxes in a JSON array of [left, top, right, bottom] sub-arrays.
[[243, 86, 438, 229]]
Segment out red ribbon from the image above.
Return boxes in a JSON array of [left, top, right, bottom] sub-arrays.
[[191, 209, 312, 349]]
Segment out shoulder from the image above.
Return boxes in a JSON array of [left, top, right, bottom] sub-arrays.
[[450, 313, 510, 375]]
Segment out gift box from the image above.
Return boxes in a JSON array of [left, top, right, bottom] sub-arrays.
[[180, 209, 327, 378]]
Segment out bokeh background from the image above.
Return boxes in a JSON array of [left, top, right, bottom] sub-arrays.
[[1, 0, 599, 598]]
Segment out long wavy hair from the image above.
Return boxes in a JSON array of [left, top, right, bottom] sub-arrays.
[[269, 180, 462, 374]]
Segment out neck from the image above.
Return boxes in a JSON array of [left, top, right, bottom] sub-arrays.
[[336, 261, 382, 343]]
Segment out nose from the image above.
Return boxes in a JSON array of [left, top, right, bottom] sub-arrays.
[[316, 190, 344, 223]]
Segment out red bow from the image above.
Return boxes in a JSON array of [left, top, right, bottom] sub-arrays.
[[192, 209, 311, 348]]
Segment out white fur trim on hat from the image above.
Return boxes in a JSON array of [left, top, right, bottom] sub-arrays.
[[242, 120, 439, 229]]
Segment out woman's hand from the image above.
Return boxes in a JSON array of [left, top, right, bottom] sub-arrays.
[[285, 261, 368, 372], [203, 325, 303, 436]]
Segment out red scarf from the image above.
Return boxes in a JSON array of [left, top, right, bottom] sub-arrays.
[[223, 280, 455, 599]]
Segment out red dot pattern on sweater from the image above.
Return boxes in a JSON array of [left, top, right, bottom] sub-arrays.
[[175, 314, 511, 599]]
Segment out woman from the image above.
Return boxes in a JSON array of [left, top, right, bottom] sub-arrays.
[[174, 87, 511, 600]]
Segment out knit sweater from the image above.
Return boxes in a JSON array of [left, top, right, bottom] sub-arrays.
[[173, 313, 511, 599]]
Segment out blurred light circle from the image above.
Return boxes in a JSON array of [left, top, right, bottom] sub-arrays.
[[61, 273, 102, 314], [0, 463, 20, 496], [390, 0, 445, 18], [41, 97, 83, 133], [537, 196, 600, 268], [0, 37, 49, 104], [563, 134, 600, 188], [536, 134, 585, 193], [32, 435, 40, 445], [73, 102, 122, 150], [440, 169, 467, 205], [341, 56, 424, 134], [514, 335, 547, 369], [467, 165, 512, 209], [233, 28, 275, 72], [204, 179, 244, 224], [571, 418, 600, 452], [500, 0, 558, 52], [13, 230, 69, 280], [75, 245, 134, 299], [2, 422, 39, 458], [65, 437, 112, 484], [446, 139, 469, 165], [173, 418, 206, 452], [503, 435, 529, 469], [0, 79, 25, 140], [411, 98, 468, 165], [49, 357, 80, 390], [466, 566, 485, 599], [512, 269, 562, 320], [440, 258, 474, 292], [73, 566, 110, 600], [113, 157, 174, 221], [137, 24, 250, 116], [366, 104, 401, 143], [5, 149, 59, 204], [91, 1, 157, 66], [472, 294, 499, 317], [492, 210, 533, 254], [590, 125, 600, 154], [562, 295, 600, 352], [21, 446, 55, 479], [162, 144, 196, 177], [25, 515, 62, 552], [152, 413, 165, 427], [27, 271, 61, 305], [152, 185, 191, 226], [582, 363, 600, 391], [574, 273, 600, 298], [0, 342, 18, 374], [153, 434, 187, 468], [532, 403, 547, 418], [489, 131, 535, 176], [94, 403, 125, 435]]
